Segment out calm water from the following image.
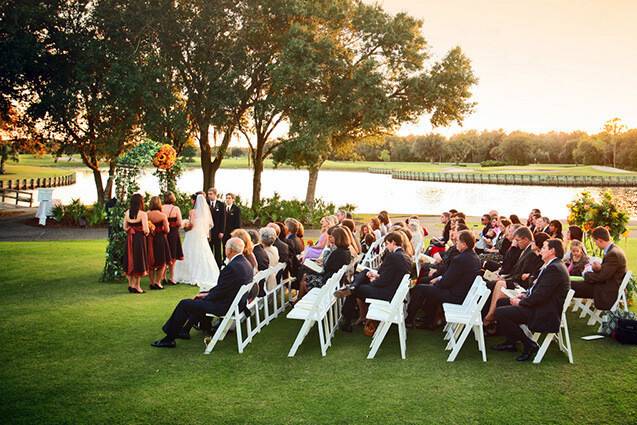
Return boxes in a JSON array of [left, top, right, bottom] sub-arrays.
[[32, 168, 637, 219]]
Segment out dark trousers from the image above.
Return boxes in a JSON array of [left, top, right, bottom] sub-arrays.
[[571, 281, 595, 298], [494, 304, 535, 349], [209, 236, 224, 267], [406, 284, 463, 325], [162, 299, 227, 340], [342, 273, 395, 323]]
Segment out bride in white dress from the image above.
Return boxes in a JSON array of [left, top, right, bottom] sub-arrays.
[[173, 194, 219, 290]]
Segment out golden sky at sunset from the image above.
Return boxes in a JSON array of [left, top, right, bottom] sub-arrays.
[[373, 0, 637, 135]]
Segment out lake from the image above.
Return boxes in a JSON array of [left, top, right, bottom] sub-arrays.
[[33, 167, 637, 219]]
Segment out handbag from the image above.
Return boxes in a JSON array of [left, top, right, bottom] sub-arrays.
[[614, 319, 637, 345], [363, 320, 378, 337]]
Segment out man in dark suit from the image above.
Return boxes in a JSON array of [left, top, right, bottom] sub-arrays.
[[338, 232, 411, 332], [207, 187, 226, 267], [407, 230, 481, 329], [571, 226, 627, 310], [223, 192, 241, 244], [496, 227, 545, 289], [494, 238, 570, 361], [151, 237, 253, 348]]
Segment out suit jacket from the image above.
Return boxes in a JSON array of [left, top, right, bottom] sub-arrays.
[[583, 244, 627, 310], [519, 259, 570, 333], [286, 234, 304, 256], [323, 246, 352, 279], [224, 204, 241, 236], [253, 244, 270, 271], [273, 238, 290, 265], [204, 254, 254, 314], [500, 245, 522, 275], [432, 245, 460, 278], [370, 248, 411, 292], [506, 245, 541, 286], [209, 199, 226, 238], [436, 249, 481, 299]]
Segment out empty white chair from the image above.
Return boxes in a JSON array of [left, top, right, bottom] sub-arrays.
[[365, 274, 411, 359], [521, 289, 576, 364], [203, 268, 277, 355], [443, 278, 491, 362], [287, 266, 348, 357], [442, 276, 485, 340]]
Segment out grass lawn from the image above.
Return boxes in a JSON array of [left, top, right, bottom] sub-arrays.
[[1, 240, 636, 424], [17, 154, 637, 177], [0, 164, 71, 182]]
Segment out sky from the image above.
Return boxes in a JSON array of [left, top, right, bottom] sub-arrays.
[[371, 0, 637, 136]]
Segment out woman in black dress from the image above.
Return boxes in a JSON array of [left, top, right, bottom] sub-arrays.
[[299, 227, 352, 297], [148, 196, 171, 290], [123, 194, 150, 294], [161, 192, 183, 285]]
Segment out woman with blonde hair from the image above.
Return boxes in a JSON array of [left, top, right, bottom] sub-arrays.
[[231, 228, 257, 271], [304, 215, 336, 260]]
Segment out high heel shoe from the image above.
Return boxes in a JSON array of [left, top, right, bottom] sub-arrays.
[[150, 283, 158, 290], [131, 287, 145, 294], [127, 287, 134, 293]]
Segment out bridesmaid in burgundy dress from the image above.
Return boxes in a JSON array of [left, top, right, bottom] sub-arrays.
[[148, 196, 171, 290], [161, 192, 183, 285], [123, 194, 150, 294]]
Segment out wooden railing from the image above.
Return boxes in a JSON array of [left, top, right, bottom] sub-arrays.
[[0, 189, 33, 207], [0, 173, 76, 191]]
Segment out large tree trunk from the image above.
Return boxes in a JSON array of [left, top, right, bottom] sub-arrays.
[[251, 141, 265, 208], [92, 167, 105, 205], [104, 160, 117, 200], [305, 164, 321, 207], [199, 125, 213, 191]]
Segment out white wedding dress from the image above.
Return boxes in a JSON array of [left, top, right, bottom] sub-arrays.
[[173, 194, 219, 291]]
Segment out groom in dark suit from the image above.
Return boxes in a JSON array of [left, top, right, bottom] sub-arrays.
[[151, 237, 254, 348], [207, 187, 226, 267]]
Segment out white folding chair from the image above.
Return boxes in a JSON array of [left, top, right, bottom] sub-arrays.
[[443, 279, 491, 362], [261, 263, 288, 324], [203, 268, 273, 355], [413, 241, 424, 278], [521, 289, 575, 364], [442, 276, 485, 340], [359, 236, 386, 271], [365, 274, 411, 359], [287, 266, 348, 357], [571, 271, 632, 329]]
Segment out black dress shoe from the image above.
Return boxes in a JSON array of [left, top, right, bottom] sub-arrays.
[[150, 284, 159, 290], [151, 339, 176, 348], [176, 332, 191, 340], [127, 287, 133, 293], [516, 344, 539, 362], [492, 342, 518, 352]]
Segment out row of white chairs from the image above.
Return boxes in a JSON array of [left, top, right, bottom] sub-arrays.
[[204, 263, 290, 355]]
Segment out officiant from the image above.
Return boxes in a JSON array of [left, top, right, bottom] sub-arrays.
[[207, 188, 226, 267]]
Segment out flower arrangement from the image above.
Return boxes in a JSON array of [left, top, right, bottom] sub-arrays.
[[567, 191, 629, 242], [152, 144, 177, 170]]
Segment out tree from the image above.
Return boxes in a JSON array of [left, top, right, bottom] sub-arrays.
[[603, 117, 627, 168], [6, 0, 147, 203], [573, 136, 604, 165], [0, 105, 45, 174], [274, 0, 477, 205], [410, 133, 446, 162]]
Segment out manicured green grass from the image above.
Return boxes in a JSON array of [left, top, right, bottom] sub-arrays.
[[0, 164, 71, 182], [17, 154, 637, 177], [1, 240, 636, 424]]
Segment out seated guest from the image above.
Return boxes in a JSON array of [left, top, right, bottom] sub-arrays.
[[480, 218, 512, 266], [493, 238, 570, 361], [231, 229, 258, 271], [509, 214, 521, 225], [378, 211, 391, 236], [359, 224, 375, 253], [565, 240, 588, 276], [571, 227, 627, 310], [284, 218, 304, 256], [337, 232, 411, 332], [526, 208, 541, 230], [300, 227, 352, 296], [440, 212, 452, 243], [406, 230, 480, 329], [418, 223, 468, 284], [483, 228, 547, 325], [248, 229, 270, 271], [563, 225, 584, 261], [498, 224, 523, 275], [259, 226, 279, 291], [369, 217, 383, 240], [548, 220, 563, 240], [151, 238, 253, 348], [304, 215, 337, 260], [341, 221, 362, 256], [267, 222, 290, 266]]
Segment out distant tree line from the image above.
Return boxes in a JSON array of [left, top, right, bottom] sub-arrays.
[[344, 119, 637, 169]]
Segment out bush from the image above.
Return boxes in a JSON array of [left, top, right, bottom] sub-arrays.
[[480, 160, 507, 167], [52, 204, 65, 222], [65, 198, 86, 225], [86, 202, 106, 226], [236, 193, 336, 227]]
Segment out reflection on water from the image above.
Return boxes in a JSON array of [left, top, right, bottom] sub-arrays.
[[31, 168, 637, 219]]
